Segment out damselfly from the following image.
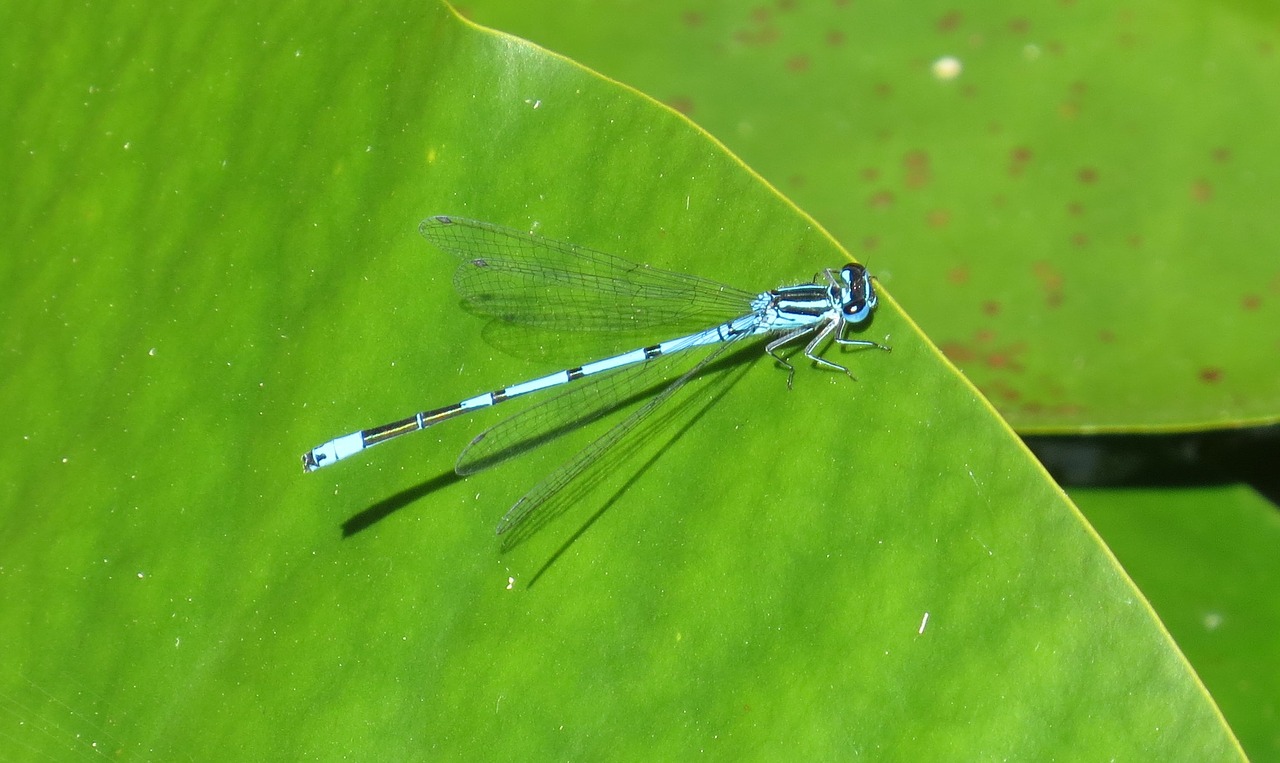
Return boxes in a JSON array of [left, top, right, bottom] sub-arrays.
[[303, 216, 887, 542]]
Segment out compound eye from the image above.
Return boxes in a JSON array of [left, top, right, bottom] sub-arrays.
[[842, 298, 871, 322], [839, 263, 876, 322], [841, 263, 868, 286]]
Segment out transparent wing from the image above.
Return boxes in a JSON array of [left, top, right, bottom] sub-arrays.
[[494, 335, 748, 550], [419, 216, 756, 334], [454, 330, 732, 476]]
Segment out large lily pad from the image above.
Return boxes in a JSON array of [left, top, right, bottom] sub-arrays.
[[463, 0, 1280, 431], [0, 2, 1243, 760]]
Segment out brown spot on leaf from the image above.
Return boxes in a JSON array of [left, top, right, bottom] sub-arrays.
[[682, 11, 704, 27], [1067, 202, 1084, 216], [904, 150, 931, 189], [1070, 232, 1089, 247], [937, 11, 963, 32], [986, 380, 1022, 402], [1077, 167, 1098, 184], [926, 208, 952, 228], [982, 300, 1001, 316], [1212, 147, 1232, 163], [1008, 146, 1033, 176], [786, 55, 810, 73], [1191, 178, 1213, 203], [826, 30, 846, 47], [1033, 260, 1065, 308], [667, 96, 695, 115], [868, 190, 895, 209], [1008, 17, 1030, 34], [1199, 367, 1222, 384], [985, 344, 1026, 373], [947, 266, 970, 285], [940, 341, 977, 363], [1242, 294, 1261, 311]]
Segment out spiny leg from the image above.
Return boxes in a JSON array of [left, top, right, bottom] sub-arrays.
[[802, 318, 856, 380], [765, 325, 819, 389]]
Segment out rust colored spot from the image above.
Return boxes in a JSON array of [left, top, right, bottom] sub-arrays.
[[937, 11, 963, 32], [1199, 367, 1222, 384], [992, 194, 1007, 207], [667, 96, 695, 115], [860, 167, 880, 182], [1033, 260, 1065, 308], [1098, 329, 1115, 343], [751, 6, 772, 23], [1077, 167, 1098, 184], [1047, 40, 1065, 56], [940, 342, 977, 363], [985, 351, 1024, 372], [1212, 147, 1232, 163], [788, 174, 807, 188], [947, 266, 969, 285], [982, 300, 1001, 316], [868, 190, 896, 209], [861, 236, 879, 252], [1191, 178, 1213, 203], [786, 55, 810, 73], [961, 84, 978, 98], [974, 328, 996, 343], [1059, 101, 1080, 119], [904, 150, 931, 189], [986, 380, 1022, 402], [682, 11, 704, 27], [1009, 146, 1033, 176], [874, 82, 893, 99], [1127, 234, 1144, 248], [1008, 17, 1030, 34], [777, 0, 797, 11], [1070, 80, 1087, 95], [826, 30, 846, 47], [1066, 202, 1084, 216], [926, 208, 952, 228], [1242, 294, 1261, 311], [1070, 232, 1089, 247]]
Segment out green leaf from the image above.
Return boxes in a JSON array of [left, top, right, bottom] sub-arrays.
[[1075, 484, 1280, 760], [461, 0, 1280, 431], [0, 2, 1243, 760]]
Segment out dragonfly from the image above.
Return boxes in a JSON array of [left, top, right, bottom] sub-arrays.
[[302, 216, 887, 544]]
